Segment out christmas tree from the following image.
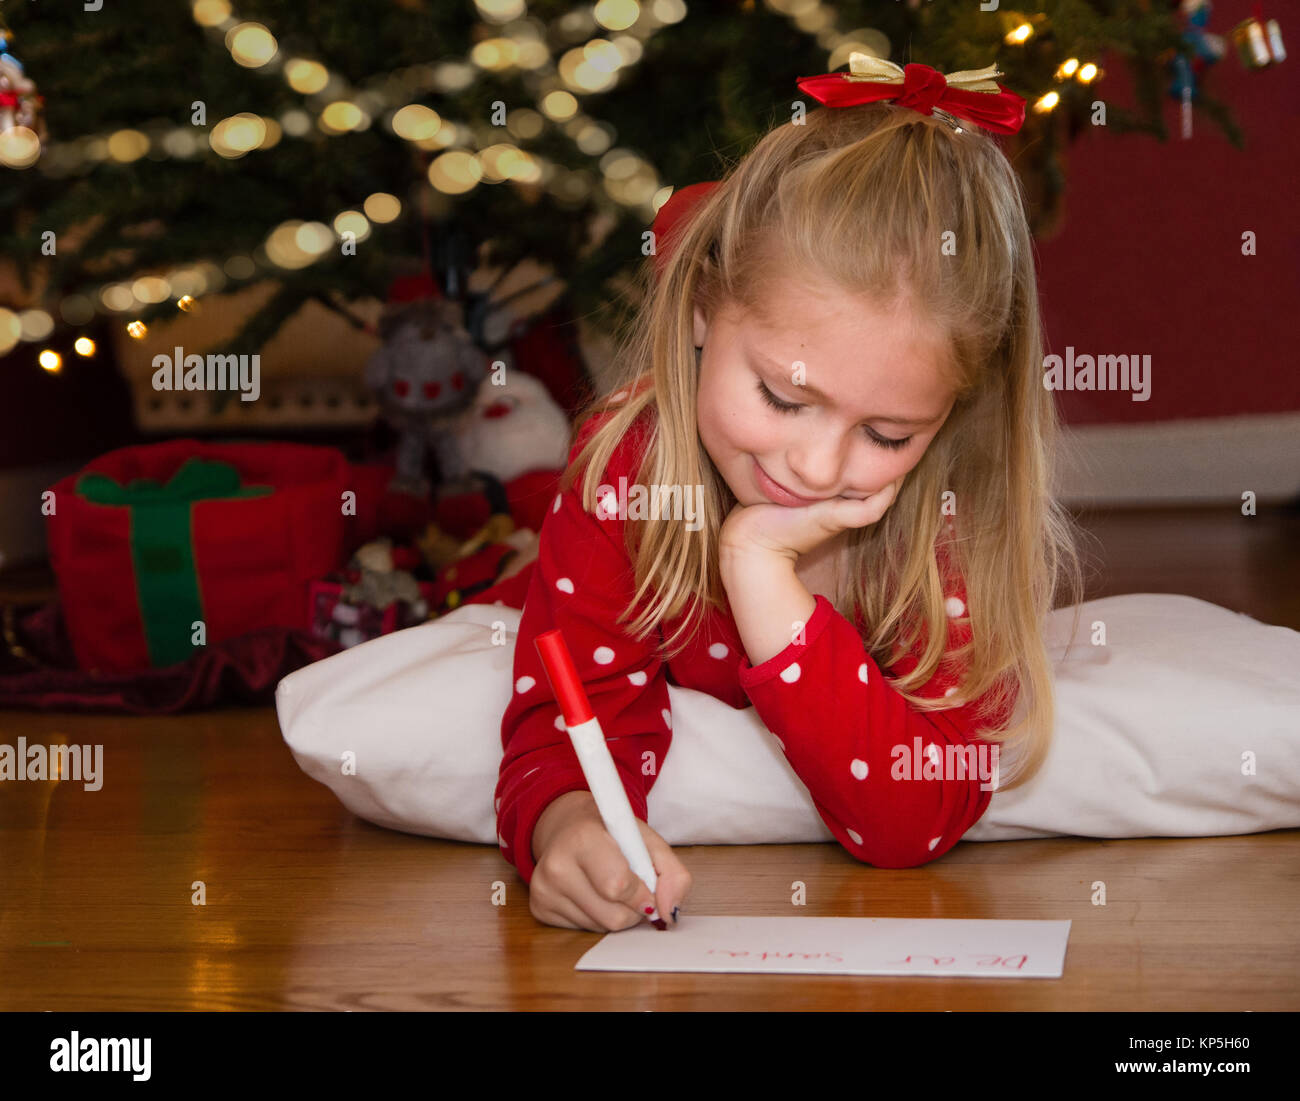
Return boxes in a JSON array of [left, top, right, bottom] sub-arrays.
[[0, 0, 1259, 365]]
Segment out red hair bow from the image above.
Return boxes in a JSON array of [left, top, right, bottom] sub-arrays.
[[796, 53, 1026, 135]]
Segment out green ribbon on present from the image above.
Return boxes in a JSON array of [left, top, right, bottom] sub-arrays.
[[76, 457, 273, 667]]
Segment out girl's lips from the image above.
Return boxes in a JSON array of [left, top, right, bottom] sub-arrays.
[[752, 457, 827, 506]]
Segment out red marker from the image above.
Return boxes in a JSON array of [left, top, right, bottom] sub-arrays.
[[534, 628, 667, 930]]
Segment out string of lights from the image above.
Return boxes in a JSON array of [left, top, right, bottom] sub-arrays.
[[6, 0, 1103, 370], [5, 0, 689, 365]]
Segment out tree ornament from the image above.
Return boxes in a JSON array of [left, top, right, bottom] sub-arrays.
[[1231, 5, 1286, 69], [1167, 0, 1227, 138], [0, 21, 46, 146]]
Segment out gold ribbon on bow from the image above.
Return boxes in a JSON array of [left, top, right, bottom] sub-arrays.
[[844, 51, 1005, 94]]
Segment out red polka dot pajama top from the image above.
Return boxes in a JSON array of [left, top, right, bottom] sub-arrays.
[[488, 402, 1012, 886]]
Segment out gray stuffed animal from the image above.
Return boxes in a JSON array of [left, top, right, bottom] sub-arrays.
[[364, 297, 489, 495]]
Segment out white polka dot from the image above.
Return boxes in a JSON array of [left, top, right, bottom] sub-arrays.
[[661, 708, 672, 730], [555, 577, 574, 594], [494, 600, 504, 606], [498, 832, 508, 848], [779, 662, 801, 683], [858, 662, 869, 684], [495, 797, 501, 812], [627, 670, 647, 686], [926, 743, 941, 767], [593, 646, 615, 665], [611, 389, 629, 402], [553, 493, 562, 513], [928, 836, 941, 851], [708, 643, 729, 659], [773, 735, 785, 752], [846, 828, 863, 846], [554, 714, 566, 731], [515, 675, 536, 694], [944, 686, 958, 696], [945, 596, 965, 617], [850, 758, 868, 780]]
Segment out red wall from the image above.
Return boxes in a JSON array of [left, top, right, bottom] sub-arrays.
[[1038, 0, 1300, 426]]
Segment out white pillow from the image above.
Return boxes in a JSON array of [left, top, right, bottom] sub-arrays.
[[275, 593, 1300, 848]]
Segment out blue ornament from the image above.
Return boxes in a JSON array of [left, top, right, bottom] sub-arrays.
[[1167, 0, 1226, 100]]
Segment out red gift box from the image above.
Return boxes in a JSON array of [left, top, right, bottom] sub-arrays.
[[46, 440, 350, 673]]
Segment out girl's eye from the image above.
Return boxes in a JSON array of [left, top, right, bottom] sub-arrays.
[[756, 378, 801, 414], [756, 379, 912, 451], [865, 428, 911, 451]]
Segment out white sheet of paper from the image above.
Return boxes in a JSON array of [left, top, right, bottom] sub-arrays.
[[575, 916, 1071, 977]]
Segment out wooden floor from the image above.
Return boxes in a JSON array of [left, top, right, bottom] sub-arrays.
[[1, 504, 1297, 1011]]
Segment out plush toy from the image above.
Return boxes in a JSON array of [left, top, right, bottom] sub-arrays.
[[422, 513, 540, 614], [416, 463, 544, 614], [341, 537, 427, 614], [415, 522, 464, 572], [364, 297, 489, 496], [317, 536, 432, 649], [363, 363, 572, 614], [443, 368, 572, 484]]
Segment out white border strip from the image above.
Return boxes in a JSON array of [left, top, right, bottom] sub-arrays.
[[1054, 413, 1300, 507]]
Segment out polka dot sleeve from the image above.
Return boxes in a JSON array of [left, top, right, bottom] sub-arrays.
[[736, 586, 1004, 869], [494, 417, 670, 887]]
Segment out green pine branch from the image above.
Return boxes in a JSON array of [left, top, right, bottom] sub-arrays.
[[0, 0, 1247, 363]]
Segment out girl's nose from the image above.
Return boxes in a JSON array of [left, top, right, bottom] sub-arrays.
[[786, 437, 847, 497]]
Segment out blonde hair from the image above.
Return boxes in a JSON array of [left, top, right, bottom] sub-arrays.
[[562, 102, 1088, 791]]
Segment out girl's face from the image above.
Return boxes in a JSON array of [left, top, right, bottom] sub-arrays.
[[694, 274, 957, 510]]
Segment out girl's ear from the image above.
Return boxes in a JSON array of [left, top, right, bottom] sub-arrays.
[[692, 303, 707, 350]]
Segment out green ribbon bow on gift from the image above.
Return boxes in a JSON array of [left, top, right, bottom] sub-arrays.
[[76, 457, 273, 668]]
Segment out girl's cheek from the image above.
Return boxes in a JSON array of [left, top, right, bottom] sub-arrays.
[[852, 452, 910, 494]]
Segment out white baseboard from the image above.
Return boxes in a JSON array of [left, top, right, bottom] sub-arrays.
[[1054, 413, 1300, 507], [0, 414, 1295, 572]]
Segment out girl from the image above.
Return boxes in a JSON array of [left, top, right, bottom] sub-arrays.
[[491, 59, 1086, 933]]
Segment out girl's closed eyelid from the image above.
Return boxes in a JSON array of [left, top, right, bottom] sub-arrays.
[[754, 378, 912, 451]]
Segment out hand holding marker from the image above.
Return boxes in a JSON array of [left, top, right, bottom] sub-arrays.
[[534, 628, 669, 930]]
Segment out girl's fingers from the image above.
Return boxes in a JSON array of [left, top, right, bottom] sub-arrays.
[[533, 818, 689, 932], [837, 496, 880, 527], [840, 477, 902, 528], [535, 857, 642, 932], [542, 897, 600, 932], [580, 845, 671, 930], [531, 875, 603, 931], [638, 824, 692, 926]]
